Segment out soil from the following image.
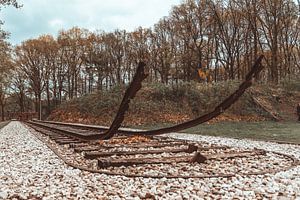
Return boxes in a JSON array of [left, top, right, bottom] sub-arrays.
[[48, 84, 300, 126]]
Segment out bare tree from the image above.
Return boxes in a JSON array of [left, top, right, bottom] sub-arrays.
[[15, 39, 46, 118]]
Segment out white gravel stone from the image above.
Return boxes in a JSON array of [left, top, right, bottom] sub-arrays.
[[0, 121, 299, 199]]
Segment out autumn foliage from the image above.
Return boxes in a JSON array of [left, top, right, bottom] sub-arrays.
[[1, 0, 300, 121]]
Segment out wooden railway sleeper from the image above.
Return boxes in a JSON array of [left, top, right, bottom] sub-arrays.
[[97, 149, 266, 168], [85, 144, 198, 159]]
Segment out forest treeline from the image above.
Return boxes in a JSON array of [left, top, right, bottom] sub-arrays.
[[0, 0, 300, 118]]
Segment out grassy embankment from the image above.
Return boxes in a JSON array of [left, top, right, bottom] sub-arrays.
[[134, 121, 300, 144], [49, 79, 300, 143], [49, 81, 269, 126]]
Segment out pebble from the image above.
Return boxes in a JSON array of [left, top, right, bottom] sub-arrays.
[[0, 191, 8, 199], [0, 122, 299, 199]]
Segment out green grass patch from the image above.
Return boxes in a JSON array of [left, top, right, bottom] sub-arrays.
[[132, 121, 300, 144]]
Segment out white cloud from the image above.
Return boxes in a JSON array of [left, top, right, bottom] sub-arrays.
[[0, 0, 182, 44], [49, 19, 64, 28]]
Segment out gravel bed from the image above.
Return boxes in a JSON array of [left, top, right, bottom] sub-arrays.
[[28, 124, 296, 178], [0, 121, 299, 199]]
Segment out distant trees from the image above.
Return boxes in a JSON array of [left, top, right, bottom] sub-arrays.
[[0, 0, 20, 120], [11, 67, 26, 112], [9, 0, 300, 116], [0, 0, 19, 7], [0, 41, 13, 120], [15, 39, 46, 116]]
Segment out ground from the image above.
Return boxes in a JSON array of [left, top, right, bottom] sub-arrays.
[[135, 121, 300, 144], [0, 122, 299, 199], [47, 81, 300, 126]]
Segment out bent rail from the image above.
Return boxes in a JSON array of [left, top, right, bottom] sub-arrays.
[[134, 55, 264, 136], [101, 61, 148, 140], [102, 55, 264, 138]]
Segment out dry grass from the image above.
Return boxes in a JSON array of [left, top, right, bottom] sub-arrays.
[[48, 80, 299, 127]]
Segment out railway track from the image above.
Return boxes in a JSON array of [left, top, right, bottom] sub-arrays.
[[33, 119, 300, 146], [25, 120, 299, 179], [0, 121, 10, 130], [23, 58, 299, 178]]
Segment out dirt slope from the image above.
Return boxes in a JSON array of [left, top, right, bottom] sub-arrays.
[[48, 82, 300, 126]]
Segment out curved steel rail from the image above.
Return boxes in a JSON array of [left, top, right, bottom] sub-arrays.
[[104, 55, 264, 138], [34, 56, 264, 139], [102, 61, 148, 140], [29, 123, 299, 179]]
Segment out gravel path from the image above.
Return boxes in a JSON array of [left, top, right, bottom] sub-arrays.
[[0, 121, 299, 200]]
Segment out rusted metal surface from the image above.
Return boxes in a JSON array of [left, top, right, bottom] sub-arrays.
[[130, 55, 265, 136], [71, 55, 263, 138], [22, 55, 300, 179], [74, 143, 228, 153], [101, 61, 148, 140], [25, 120, 299, 179], [32, 56, 265, 139], [28, 120, 106, 141]]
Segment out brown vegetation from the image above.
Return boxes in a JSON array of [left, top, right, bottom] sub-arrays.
[[1, 0, 300, 121], [48, 81, 299, 127]]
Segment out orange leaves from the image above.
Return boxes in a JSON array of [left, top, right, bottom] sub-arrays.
[[198, 69, 207, 79], [207, 113, 265, 124], [198, 69, 213, 82], [99, 135, 151, 145], [122, 112, 190, 126]]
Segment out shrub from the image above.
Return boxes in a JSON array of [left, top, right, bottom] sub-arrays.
[[280, 76, 300, 92], [50, 80, 284, 125]]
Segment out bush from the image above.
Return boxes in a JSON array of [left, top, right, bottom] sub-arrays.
[[280, 76, 300, 92], [50, 80, 283, 126]]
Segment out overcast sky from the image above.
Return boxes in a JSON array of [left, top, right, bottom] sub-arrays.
[[0, 0, 181, 45]]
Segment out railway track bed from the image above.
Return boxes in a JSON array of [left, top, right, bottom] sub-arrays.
[[25, 121, 299, 179]]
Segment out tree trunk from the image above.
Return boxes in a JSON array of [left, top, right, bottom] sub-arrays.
[[1, 103, 4, 121]]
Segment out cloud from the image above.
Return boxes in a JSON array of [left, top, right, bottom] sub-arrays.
[[49, 19, 64, 28], [0, 0, 181, 44]]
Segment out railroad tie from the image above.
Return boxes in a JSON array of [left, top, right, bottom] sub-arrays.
[[97, 149, 266, 168], [85, 144, 198, 159]]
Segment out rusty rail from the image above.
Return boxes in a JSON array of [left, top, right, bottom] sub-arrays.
[[101, 61, 148, 140], [134, 55, 264, 136], [104, 55, 264, 138], [25, 119, 300, 179], [31, 56, 264, 140]]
